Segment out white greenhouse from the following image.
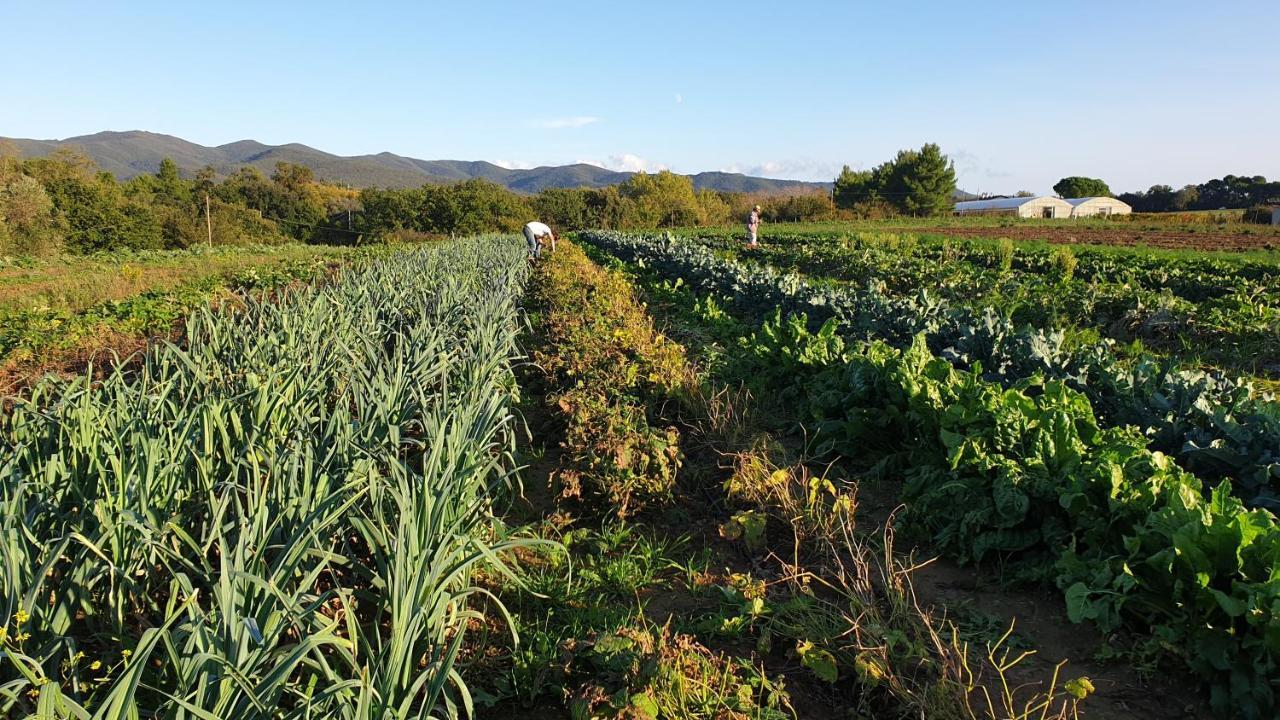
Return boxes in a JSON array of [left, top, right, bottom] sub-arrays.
[[953, 196, 1075, 219], [1066, 197, 1133, 218]]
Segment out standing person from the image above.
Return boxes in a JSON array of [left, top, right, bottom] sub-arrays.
[[746, 205, 762, 248], [523, 220, 556, 259]]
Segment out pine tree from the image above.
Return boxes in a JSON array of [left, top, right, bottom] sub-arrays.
[[1052, 176, 1112, 198], [898, 143, 956, 216], [833, 165, 877, 208], [154, 158, 192, 204]]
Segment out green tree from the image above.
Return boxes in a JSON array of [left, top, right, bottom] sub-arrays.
[[895, 143, 957, 216], [763, 193, 837, 222], [1052, 176, 1112, 198], [271, 162, 316, 190], [0, 157, 59, 255], [24, 148, 97, 184], [618, 171, 701, 228], [194, 166, 218, 195], [533, 187, 589, 229], [27, 154, 164, 252], [1195, 175, 1269, 209], [439, 179, 530, 234], [216, 167, 275, 212], [832, 165, 877, 208], [149, 157, 193, 206], [218, 163, 325, 240], [1172, 185, 1199, 211], [583, 186, 628, 229], [696, 189, 733, 226], [356, 187, 428, 234], [619, 169, 701, 225], [1145, 185, 1176, 211]]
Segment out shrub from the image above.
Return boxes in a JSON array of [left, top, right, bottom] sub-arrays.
[[995, 238, 1015, 274], [1049, 246, 1077, 282]]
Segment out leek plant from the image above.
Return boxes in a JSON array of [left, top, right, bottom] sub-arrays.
[[0, 236, 534, 718]]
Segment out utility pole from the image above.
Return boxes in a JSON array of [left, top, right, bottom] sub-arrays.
[[204, 192, 213, 248]]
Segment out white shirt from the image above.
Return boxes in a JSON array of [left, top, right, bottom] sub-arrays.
[[524, 221, 553, 238]]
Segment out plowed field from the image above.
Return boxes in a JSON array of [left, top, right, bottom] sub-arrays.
[[909, 224, 1280, 252]]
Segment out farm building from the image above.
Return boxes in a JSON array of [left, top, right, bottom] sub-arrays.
[[1067, 197, 1133, 217], [953, 196, 1074, 218]]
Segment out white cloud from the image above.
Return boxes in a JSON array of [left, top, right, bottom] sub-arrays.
[[675, 93, 683, 104], [724, 158, 843, 182], [579, 154, 670, 173], [950, 149, 1013, 191], [532, 116, 601, 129], [493, 159, 533, 170]]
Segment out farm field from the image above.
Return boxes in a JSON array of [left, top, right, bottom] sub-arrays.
[[0, 237, 534, 716], [1, 230, 1276, 719], [0, 244, 357, 317], [577, 229, 1280, 717], [7, 1, 1277, 715], [907, 224, 1280, 253], [0, 244, 367, 391], [667, 226, 1280, 378], [480, 241, 1123, 719], [687, 219, 1280, 254]]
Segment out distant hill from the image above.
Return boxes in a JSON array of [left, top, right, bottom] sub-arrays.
[[0, 130, 832, 195]]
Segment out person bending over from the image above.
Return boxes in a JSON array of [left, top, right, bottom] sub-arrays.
[[523, 220, 557, 259]]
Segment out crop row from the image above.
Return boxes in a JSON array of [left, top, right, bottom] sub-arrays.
[[0, 237, 531, 717], [688, 231, 1280, 374], [508, 243, 806, 717], [591, 239, 1280, 717], [687, 226, 1280, 291], [581, 231, 1280, 511], [525, 241, 692, 517]]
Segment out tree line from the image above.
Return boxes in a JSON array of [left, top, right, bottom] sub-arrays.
[[0, 147, 844, 256], [9, 141, 1273, 257], [0, 148, 358, 255], [1118, 175, 1280, 214], [1054, 174, 1280, 215]]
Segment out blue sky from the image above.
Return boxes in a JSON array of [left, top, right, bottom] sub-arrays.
[[3, 1, 1277, 193]]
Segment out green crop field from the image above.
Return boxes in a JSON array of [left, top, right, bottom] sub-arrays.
[[0, 244, 373, 392], [2, 228, 1277, 719]]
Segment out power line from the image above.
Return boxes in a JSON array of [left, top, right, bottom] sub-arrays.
[[260, 214, 366, 236]]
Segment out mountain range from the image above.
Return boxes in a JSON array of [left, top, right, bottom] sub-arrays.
[[0, 131, 832, 195]]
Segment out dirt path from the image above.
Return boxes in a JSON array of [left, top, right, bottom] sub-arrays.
[[854, 480, 1211, 720], [911, 561, 1209, 720], [489, 374, 849, 719], [906, 225, 1280, 252]]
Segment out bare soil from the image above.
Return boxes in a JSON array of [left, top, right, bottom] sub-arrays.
[[907, 225, 1280, 253], [912, 561, 1210, 720], [0, 327, 166, 397], [855, 479, 1212, 720]]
